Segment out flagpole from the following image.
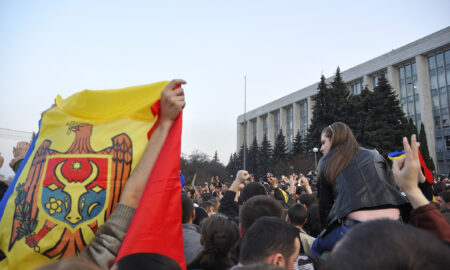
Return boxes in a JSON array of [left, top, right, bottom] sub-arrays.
[[243, 76, 247, 170]]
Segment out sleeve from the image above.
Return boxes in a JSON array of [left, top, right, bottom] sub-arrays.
[[411, 203, 450, 243], [218, 190, 239, 220], [80, 203, 136, 270], [317, 169, 333, 228]]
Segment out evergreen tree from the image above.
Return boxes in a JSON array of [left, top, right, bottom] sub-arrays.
[[212, 150, 220, 164], [237, 144, 249, 170], [329, 67, 351, 121], [247, 137, 259, 175], [406, 118, 418, 138], [226, 154, 235, 178], [419, 123, 436, 171], [258, 133, 273, 176], [363, 75, 409, 156], [307, 75, 330, 149], [307, 68, 350, 149], [347, 87, 371, 146], [292, 130, 304, 157], [273, 129, 287, 167]]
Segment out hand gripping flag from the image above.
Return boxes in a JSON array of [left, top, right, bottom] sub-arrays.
[[0, 81, 173, 270], [116, 85, 186, 269]]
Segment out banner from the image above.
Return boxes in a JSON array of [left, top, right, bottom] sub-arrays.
[[0, 81, 170, 270]]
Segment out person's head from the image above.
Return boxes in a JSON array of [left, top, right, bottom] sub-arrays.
[[240, 182, 267, 202], [239, 195, 285, 235], [322, 219, 450, 270], [193, 206, 208, 226], [209, 183, 216, 191], [114, 253, 181, 270], [200, 201, 216, 217], [240, 217, 300, 270], [434, 181, 447, 195], [320, 122, 359, 183], [186, 189, 195, 199], [196, 215, 239, 268], [182, 193, 195, 224], [437, 190, 450, 211], [297, 194, 318, 209], [287, 204, 307, 227]]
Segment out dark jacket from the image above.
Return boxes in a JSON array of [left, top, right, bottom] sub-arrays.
[[318, 147, 409, 228]]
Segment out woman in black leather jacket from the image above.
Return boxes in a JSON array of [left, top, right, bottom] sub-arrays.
[[311, 122, 409, 257]]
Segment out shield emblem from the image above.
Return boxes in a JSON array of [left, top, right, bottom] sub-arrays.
[[40, 155, 110, 229]]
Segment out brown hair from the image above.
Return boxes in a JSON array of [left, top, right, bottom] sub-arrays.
[[321, 122, 359, 184]]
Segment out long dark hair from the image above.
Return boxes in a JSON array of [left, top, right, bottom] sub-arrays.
[[321, 122, 359, 184], [190, 215, 239, 270]]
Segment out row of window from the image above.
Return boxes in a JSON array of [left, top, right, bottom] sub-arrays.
[[242, 101, 308, 149]]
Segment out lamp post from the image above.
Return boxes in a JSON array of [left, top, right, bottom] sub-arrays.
[[313, 147, 318, 170]]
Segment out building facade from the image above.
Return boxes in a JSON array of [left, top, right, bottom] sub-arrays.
[[237, 27, 450, 174]]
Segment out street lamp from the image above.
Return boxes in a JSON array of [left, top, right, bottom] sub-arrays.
[[313, 147, 319, 170]]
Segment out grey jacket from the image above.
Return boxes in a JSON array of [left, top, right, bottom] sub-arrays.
[[80, 203, 136, 270], [182, 223, 202, 263]]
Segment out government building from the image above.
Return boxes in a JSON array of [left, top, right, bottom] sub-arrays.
[[237, 27, 450, 174]]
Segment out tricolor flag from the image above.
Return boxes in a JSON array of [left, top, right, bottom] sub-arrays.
[[115, 89, 186, 269], [388, 151, 434, 184], [0, 82, 178, 270]]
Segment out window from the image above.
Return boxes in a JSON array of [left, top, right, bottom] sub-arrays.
[[273, 110, 280, 140], [398, 62, 420, 126], [251, 119, 257, 142], [373, 71, 388, 87], [262, 115, 268, 137], [445, 136, 450, 151], [299, 100, 308, 138], [351, 80, 363, 95], [286, 106, 293, 149]]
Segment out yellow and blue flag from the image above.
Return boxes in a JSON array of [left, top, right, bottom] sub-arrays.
[[0, 81, 170, 270]]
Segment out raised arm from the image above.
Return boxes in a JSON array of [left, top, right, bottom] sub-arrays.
[[119, 79, 186, 208], [80, 79, 186, 269], [392, 135, 450, 243]]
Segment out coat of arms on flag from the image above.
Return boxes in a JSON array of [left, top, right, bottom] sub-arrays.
[[0, 81, 170, 270]]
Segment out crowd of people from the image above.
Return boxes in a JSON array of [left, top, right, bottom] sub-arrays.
[[0, 80, 449, 269]]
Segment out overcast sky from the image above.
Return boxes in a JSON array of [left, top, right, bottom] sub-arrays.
[[1, 0, 449, 177]]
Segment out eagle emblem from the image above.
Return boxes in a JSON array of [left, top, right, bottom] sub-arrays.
[[8, 123, 133, 259]]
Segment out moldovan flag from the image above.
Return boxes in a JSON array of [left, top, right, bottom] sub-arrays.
[[115, 87, 186, 269], [0, 81, 173, 270]]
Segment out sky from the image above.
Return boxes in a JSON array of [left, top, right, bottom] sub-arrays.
[[1, 0, 449, 177]]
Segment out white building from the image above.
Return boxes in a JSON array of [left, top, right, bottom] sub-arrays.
[[237, 26, 450, 174]]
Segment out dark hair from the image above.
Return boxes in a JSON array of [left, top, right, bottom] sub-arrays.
[[298, 193, 318, 208], [181, 193, 194, 224], [239, 195, 284, 233], [287, 204, 307, 226], [322, 219, 450, 270], [199, 201, 215, 211], [189, 215, 239, 270], [302, 204, 322, 237], [438, 190, 450, 203], [193, 207, 209, 226], [240, 182, 267, 202], [237, 263, 285, 270], [435, 182, 447, 195], [116, 253, 181, 270], [321, 122, 359, 184], [240, 217, 300, 266]]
